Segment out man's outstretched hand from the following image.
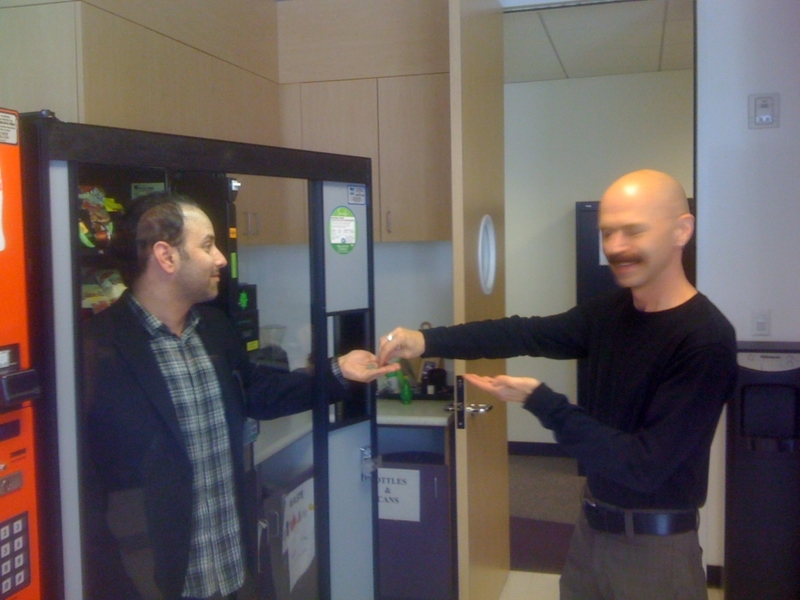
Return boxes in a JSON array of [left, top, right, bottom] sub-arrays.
[[338, 350, 400, 383], [463, 373, 541, 404]]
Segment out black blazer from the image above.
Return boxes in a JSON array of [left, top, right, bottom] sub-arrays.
[[81, 293, 337, 599]]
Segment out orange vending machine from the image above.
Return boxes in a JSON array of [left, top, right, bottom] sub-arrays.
[[0, 108, 42, 599]]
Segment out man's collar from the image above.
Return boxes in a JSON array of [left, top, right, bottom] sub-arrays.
[[127, 294, 200, 338]]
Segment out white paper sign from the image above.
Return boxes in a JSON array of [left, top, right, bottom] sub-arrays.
[[378, 468, 420, 522], [0, 112, 18, 145], [283, 477, 315, 591]]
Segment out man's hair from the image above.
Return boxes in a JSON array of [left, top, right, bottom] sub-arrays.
[[114, 191, 199, 285]]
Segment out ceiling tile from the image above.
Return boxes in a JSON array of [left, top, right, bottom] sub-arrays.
[[504, 11, 566, 82], [666, 0, 694, 21], [539, 0, 666, 33], [662, 16, 693, 48], [559, 44, 661, 78], [661, 43, 693, 71], [546, 20, 663, 55], [661, 17, 693, 70], [503, 0, 693, 84]]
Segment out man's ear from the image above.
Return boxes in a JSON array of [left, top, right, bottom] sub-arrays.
[[151, 241, 179, 274], [674, 213, 695, 249]]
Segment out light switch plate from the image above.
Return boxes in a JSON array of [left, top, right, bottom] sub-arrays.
[[748, 93, 780, 129]]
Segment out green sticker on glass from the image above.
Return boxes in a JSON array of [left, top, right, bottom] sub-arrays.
[[329, 206, 358, 255], [238, 290, 249, 310]]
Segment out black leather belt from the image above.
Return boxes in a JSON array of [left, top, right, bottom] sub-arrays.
[[583, 499, 698, 536]]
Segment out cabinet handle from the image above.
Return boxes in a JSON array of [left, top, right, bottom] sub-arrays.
[[434, 476, 439, 500], [386, 210, 392, 234]]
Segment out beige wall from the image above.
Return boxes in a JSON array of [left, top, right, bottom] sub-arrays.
[[696, 0, 800, 569], [0, 0, 280, 144], [0, 3, 82, 121], [277, 0, 448, 83], [78, 0, 279, 81], [78, 3, 278, 143], [504, 69, 694, 444]]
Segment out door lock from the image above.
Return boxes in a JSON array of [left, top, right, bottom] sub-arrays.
[[449, 376, 493, 429], [360, 446, 380, 480]]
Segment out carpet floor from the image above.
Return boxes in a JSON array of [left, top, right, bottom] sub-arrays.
[[508, 455, 585, 574], [510, 517, 575, 574]]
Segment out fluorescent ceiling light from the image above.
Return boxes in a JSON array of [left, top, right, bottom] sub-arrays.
[[501, 0, 646, 13]]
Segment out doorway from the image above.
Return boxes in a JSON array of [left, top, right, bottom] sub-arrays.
[[501, 0, 696, 576]]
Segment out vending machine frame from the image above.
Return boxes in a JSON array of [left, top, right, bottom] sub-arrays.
[[20, 113, 379, 600]]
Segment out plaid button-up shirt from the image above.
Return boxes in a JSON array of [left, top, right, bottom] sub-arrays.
[[128, 296, 244, 598]]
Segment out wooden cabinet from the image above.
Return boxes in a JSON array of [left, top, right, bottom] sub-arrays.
[[276, 0, 449, 84], [3, 2, 452, 246], [236, 84, 308, 246], [276, 0, 451, 243], [295, 75, 451, 242], [300, 79, 381, 239], [378, 73, 451, 242], [234, 175, 308, 246]]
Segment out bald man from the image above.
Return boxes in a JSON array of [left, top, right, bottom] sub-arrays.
[[379, 170, 736, 599]]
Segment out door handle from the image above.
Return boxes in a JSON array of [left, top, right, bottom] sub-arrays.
[[465, 403, 493, 415], [446, 402, 493, 415], [258, 511, 281, 540]]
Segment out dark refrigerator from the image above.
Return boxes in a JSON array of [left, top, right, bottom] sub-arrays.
[[725, 342, 800, 600], [19, 112, 380, 600]]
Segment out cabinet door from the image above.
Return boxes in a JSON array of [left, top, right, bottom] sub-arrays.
[[378, 73, 451, 242], [235, 174, 308, 246], [300, 79, 380, 239], [378, 462, 453, 600], [235, 84, 308, 246]]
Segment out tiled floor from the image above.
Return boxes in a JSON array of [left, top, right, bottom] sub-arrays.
[[499, 571, 725, 600]]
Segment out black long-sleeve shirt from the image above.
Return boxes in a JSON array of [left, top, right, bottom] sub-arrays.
[[423, 289, 737, 510]]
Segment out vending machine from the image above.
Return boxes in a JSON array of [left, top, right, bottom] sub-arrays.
[[17, 112, 377, 600], [0, 108, 42, 599]]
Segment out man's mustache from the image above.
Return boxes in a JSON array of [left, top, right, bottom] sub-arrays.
[[606, 252, 643, 266]]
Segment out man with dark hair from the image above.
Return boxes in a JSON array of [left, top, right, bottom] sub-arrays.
[[113, 192, 200, 286], [83, 192, 396, 600], [379, 170, 737, 599]]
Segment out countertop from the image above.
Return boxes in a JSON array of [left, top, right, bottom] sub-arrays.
[[376, 398, 452, 427], [254, 399, 453, 464], [253, 411, 313, 466]]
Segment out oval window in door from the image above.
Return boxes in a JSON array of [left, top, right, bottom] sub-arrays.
[[477, 214, 496, 295]]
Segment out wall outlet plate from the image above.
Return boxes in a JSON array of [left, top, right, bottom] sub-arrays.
[[751, 309, 771, 337]]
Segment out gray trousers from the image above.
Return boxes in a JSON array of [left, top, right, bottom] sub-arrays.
[[560, 512, 708, 600]]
